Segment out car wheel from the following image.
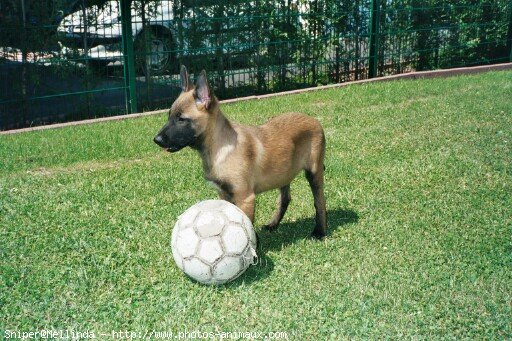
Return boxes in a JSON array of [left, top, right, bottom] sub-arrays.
[[134, 27, 175, 76]]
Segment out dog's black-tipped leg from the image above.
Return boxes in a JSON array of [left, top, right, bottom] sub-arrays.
[[264, 185, 291, 232]]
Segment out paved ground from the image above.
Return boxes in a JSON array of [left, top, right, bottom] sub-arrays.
[[0, 61, 179, 130]]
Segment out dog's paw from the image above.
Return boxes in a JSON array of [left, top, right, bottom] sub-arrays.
[[310, 230, 326, 240], [263, 224, 278, 231]]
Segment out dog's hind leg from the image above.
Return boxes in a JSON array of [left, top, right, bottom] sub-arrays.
[[305, 131, 327, 239], [264, 185, 291, 231], [305, 167, 327, 239]]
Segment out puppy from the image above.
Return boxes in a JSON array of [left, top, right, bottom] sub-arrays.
[[154, 66, 327, 238]]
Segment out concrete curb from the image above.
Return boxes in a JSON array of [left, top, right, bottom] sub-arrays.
[[2, 62, 511, 135]]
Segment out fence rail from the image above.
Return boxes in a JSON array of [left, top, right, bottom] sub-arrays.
[[1, 0, 511, 130]]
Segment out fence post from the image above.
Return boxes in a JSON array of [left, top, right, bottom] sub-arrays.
[[368, 0, 381, 78], [120, 0, 138, 114], [508, 0, 512, 62]]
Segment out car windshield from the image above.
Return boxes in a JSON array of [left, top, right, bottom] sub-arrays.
[[96, 1, 120, 25]]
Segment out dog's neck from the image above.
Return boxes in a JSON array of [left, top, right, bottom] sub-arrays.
[[196, 105, 237, 176]]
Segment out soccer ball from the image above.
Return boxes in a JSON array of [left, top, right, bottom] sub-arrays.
[[171, 200, 258, 285]]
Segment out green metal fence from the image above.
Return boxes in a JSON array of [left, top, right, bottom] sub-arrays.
[[1, 0, 511, 130]]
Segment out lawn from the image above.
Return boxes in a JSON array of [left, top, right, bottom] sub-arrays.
[[1, 71, 511, 339]]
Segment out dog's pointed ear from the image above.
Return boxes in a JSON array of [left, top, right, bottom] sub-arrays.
[[194, 70, 212, 109], [180, 65, 192, 92]]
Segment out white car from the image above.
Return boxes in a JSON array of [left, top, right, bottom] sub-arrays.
[[57, 1, 302, 75]]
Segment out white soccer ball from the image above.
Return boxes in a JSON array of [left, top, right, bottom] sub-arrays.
[[171, 200, 258, 285]]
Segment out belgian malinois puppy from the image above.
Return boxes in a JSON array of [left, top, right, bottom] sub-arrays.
[[154, 66, 327, 238]]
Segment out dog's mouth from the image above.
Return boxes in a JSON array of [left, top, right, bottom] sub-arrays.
[[166, 145, 183, 153]]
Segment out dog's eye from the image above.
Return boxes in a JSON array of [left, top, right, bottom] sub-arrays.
[[176, 113, 188, 122]]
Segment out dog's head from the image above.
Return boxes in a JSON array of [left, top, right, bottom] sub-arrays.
[[154, 65, 215, 152]]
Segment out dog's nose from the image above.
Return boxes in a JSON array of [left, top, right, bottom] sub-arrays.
[[154, 135, 166, 148]]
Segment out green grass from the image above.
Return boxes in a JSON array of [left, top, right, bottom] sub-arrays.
[[1, 71, 511, 339]]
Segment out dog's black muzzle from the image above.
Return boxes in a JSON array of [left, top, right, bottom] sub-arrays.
[[154, 118, 197, 153], [153, 134, 186, 153]]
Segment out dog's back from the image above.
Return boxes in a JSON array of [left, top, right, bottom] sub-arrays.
[[234, 112, 325, 194]]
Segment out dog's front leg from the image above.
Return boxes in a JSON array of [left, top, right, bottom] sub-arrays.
[[218, 190, 232, 202], [233, 192, 256, 223]]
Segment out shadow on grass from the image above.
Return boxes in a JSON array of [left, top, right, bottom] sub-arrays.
[[223, 208, 359, 287], [259, 208, 359, 251]]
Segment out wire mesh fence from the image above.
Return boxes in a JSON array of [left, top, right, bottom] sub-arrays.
[[1, 0, 511, 130]]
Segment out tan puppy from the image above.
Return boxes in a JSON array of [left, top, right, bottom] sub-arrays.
[[154, 66, 327, 238]]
